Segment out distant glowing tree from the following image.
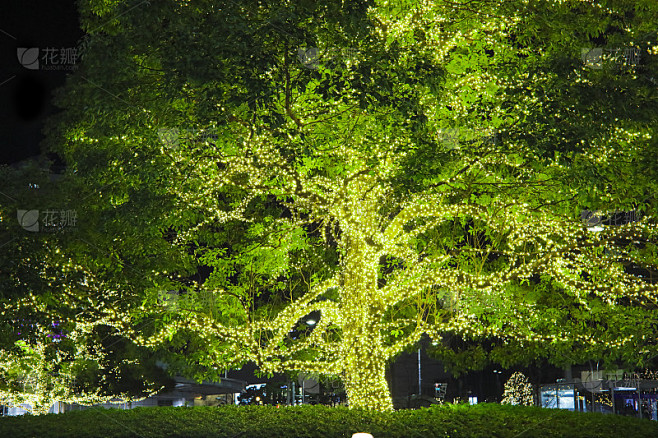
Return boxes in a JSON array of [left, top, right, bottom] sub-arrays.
[[0, 325, 162, 414], [0, 164, 172, 414], [502, 372, 534, 407], [41, 0, 658, 411]]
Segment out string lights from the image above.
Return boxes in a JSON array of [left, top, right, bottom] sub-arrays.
[[9, 0, 656, 414]]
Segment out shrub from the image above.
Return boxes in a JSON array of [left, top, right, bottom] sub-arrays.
[[0, 403, 657, 438]]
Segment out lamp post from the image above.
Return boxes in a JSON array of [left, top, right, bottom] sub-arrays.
[[300, 318, 317, 406], [493, 370, 503, 401], [418, 348, 422, 397]]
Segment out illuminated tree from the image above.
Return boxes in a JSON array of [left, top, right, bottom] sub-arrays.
[[501, 372, 534, 406], [0, 326, 163, 415], [41, 0, 658, 411], [0, 155, 174, 413]]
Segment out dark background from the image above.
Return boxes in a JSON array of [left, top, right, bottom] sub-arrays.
[[0, 0, 83, 166]]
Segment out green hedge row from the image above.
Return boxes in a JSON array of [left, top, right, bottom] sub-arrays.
[[1, 403, 657, 438]]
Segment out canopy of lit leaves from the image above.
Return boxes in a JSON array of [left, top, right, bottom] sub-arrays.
[[24, 0, 658, 409]]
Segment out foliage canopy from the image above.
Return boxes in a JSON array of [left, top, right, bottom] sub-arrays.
[[3, 0, 658, 411]]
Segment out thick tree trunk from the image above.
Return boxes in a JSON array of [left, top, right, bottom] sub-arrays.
[[338, 214, 393, 410], [342, 329, 394, 411], [339, 243, 393, 410]]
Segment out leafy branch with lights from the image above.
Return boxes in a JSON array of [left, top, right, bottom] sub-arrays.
[[0, 162, 178, 413]]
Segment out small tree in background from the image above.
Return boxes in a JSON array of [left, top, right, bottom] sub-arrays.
[[502, 372, 534, 407]]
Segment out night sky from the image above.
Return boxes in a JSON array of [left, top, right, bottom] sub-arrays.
[[0, 0, 83, 166]]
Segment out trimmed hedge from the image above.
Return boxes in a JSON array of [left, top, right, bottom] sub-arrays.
[[1, 403, 657, 438]]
